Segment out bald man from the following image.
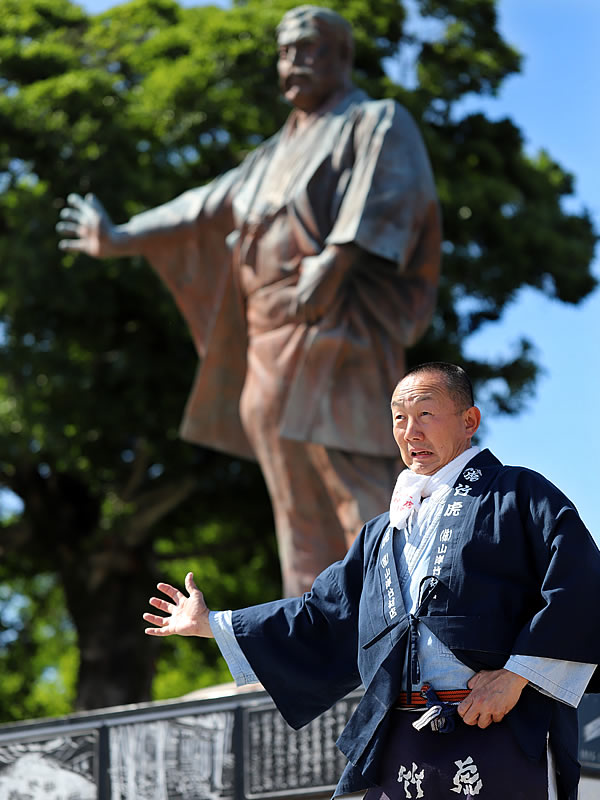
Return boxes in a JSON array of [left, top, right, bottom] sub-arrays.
[[145, 363, 600, 800]]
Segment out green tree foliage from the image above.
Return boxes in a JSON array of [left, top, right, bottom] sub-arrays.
[[0, 0, 596, 719]]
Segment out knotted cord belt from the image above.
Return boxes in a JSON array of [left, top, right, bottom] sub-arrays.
[[395, 684, 471, 733]]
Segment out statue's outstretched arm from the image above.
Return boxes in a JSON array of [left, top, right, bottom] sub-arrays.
[[57, 187, 212, 259]]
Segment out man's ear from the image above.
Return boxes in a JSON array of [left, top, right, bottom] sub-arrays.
[[464, 406, 481, 438]]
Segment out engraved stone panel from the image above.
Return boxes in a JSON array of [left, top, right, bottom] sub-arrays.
[[109, 711, 235, 800], [579, 694, 600, 773], [0, 731, 98, 799], [243, 694, 361, 798]]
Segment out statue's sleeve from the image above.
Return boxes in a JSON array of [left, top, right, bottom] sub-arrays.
[[124, 164, 246, 358], [326, 99, 440, 270], [231, 526, 367, 729]]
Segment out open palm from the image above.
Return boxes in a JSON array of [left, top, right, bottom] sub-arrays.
[[143, 572, 212, 638]]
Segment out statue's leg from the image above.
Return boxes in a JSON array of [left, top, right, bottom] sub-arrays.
[[263, 438, 349, 598], [306, 446, 400, 550], [239, 319, 400, 596], [240, 326, 348, 597]]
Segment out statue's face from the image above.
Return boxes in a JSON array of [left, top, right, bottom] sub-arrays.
[[277, 33, 347, 112]]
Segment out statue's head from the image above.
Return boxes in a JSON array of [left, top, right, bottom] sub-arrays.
[[276, 5, 354, 113]]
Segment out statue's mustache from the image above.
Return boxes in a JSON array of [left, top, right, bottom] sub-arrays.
[[287, 68, 314, 79]]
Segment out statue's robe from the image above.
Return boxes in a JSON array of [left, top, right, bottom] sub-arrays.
[[128, 87, 441, 460], [230, 450, 600, 800]]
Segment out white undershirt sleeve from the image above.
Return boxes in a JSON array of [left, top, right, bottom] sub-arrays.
[[505, 655, 596, 707], [209, 610, 259, 686]]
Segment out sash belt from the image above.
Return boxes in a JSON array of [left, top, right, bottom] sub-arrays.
[[396, 685, 470, 708]]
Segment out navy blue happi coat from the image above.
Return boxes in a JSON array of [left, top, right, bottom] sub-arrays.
[[232, 450, 600, 800]]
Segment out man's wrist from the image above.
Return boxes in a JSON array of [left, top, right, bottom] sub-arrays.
[[194, 609, 213, 638], [502, 667, 529, 689]]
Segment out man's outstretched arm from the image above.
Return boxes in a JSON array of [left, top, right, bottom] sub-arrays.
[[143, 572, 213, 638]]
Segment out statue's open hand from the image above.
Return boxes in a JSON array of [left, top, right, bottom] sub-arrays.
[[143, 572, 213, 638], [57, 192, 116, 258]]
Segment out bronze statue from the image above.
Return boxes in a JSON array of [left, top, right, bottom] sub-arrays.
[[57, 6, 441, 596]]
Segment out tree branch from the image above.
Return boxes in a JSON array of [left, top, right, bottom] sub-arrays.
[[155, 540, 248, 561], [122, 475, 199, 547], [119, 438, 151, 503]]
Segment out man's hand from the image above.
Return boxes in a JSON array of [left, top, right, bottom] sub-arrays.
[[295, 244, 356, 324], [143, 572, 214, 638], [57, 192, 121, 258], [457, 669, 528, 728]]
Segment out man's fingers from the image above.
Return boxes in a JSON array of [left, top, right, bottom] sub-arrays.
[[460, 706, 491, 728], [143, 612, 167, 626], [457, 697, 471, 718], [467, 670, 490, 690], [143, 612, 172, 636], [458, 694, 494, 727], [148, 596, 173, 613], [458, 699, 478, 725], [156, 582, 184, 603], [144, 574, 211, 638], [184, 572, 197, 594], [144, 626, 170, 637]]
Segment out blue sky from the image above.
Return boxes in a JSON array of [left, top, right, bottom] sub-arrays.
[[452, 0, 600, 541], [78, 0, 600, 540]]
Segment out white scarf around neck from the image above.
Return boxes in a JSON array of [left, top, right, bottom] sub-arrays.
[[389, 447, 480, 530]]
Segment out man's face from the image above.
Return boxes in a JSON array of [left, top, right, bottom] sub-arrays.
[[391, 372, 481, 475], [277, 33, 347, 112]]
